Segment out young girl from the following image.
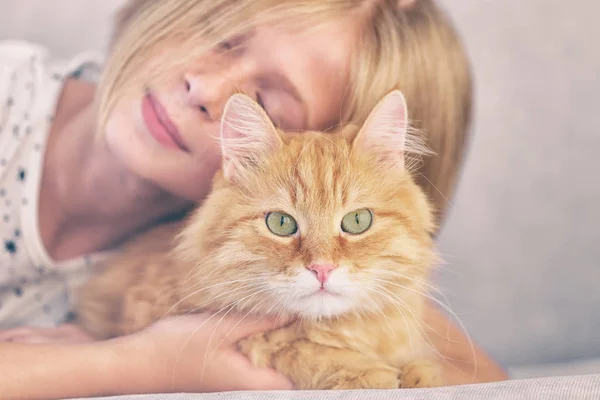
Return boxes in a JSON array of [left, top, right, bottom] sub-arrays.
[[0, 0, 507, 398]]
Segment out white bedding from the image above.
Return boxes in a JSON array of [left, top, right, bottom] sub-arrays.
[[74, 374, 600, 400]]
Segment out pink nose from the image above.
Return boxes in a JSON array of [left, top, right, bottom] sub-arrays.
[[307, 264, 337, 285]]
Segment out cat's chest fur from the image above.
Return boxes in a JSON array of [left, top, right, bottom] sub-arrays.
[[235, 301, 436, 389], [301, 304, 428, 367]]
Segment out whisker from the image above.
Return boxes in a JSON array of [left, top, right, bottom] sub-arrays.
[[370, 277, 477, 379], [415, 171, 453, 210], [183, 271, 270, 296], [364, 286, 415, 357], [373, 269, 453, 311], [368, 285, 449, 362], [356, 291, 397, 340], [169, 299, 244, 388], [201, 290, 273, 379], [370, 278, 454, 339], [159, 278, 267, 322], [163, 284, 267, 330], [374, 270, 458, 367]]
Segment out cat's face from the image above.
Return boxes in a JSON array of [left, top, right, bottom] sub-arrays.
[[179, 91, 436, 320]]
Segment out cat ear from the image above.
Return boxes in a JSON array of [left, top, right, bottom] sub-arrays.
[[353, 90, 409, 170], [220, 93, 282, 180]]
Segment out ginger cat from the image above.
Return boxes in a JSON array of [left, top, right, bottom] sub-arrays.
[[75, 90, 443, 389]]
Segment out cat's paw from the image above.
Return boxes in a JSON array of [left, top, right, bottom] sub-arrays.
[[120, 288, 160, 335], [237, 333, 273, 369], [399, 360, 444, 388], [326, 368, 400, 390]]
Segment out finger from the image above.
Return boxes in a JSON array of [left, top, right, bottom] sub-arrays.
[[54, 325, 95, 342], [11, 335, 54, 344], [0, 328, 35, 342], [0, 331, 53, 343], [0, 325, 70, 341], [0, 326, 94, 344]]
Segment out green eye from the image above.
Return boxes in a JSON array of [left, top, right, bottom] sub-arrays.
[[266, 212, 298, 237], [341, 209, 373, 235]]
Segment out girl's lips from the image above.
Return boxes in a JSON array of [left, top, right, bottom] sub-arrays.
[[141, 90, 189, 152]]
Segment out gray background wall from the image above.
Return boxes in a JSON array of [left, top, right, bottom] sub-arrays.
[[435, 1, 600, 371], [1, 0, 598, 376]]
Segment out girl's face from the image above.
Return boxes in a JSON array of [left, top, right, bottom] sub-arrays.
[[103, 19, 356, 200]]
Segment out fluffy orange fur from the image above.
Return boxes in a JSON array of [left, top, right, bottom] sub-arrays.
[[75, 91, 443, 389]]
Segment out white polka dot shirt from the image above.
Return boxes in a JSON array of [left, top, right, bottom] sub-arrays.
[[0, 40, 106, 328]]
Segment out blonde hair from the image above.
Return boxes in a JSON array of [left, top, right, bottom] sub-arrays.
[[99, 0, 472, 227]]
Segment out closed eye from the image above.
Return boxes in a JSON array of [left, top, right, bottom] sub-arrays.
[[219, 41, 234, 51], [255, 91, 280, 127]]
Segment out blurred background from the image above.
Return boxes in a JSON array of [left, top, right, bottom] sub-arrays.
[[1, 0, 598, 379]]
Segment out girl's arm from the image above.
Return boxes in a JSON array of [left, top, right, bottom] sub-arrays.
[[0, 339, 136, 399], [424, 302, 509, 385], [0, 314, 293, 399], [0, 307, 506, 399]]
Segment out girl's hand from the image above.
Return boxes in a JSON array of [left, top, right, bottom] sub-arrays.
[[0, 312, 294, 398], [129, 312, 295, 392], [0, 312, 293, 399]]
